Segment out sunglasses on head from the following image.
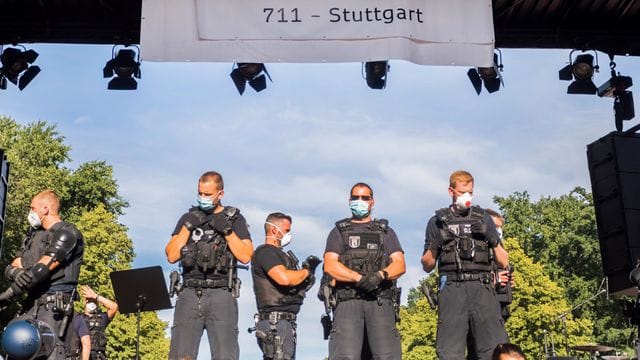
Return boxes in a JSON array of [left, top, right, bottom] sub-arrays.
[[350, 195, 372, 201]]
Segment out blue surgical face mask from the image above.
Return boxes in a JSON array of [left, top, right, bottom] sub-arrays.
[[349, 200, 370, 218], [196, 191, 221, 211]]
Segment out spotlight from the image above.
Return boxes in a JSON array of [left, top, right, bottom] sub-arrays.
[[364, 61, 389, 90], [467, 52, 503, 95], [0, 45, 41, 91], [558, 51, 599, 95], [230, 63, 271, 95], [597, 60, 634, 131], [103, 46, 141, 90]]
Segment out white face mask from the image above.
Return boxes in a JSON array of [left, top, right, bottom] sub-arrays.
[[27, 210, 42, 228], [86, 302, 98, 313], [455, 192, 473, 210], [265, 222, 293, 248], [496, 228, 503, 240]]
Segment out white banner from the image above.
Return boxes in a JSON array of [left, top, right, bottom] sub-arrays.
[[141, 0, 495, 66]]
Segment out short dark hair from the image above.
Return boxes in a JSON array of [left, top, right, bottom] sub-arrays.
[[350, 182, 373, 197], [264, 212, 292, 234], [486, 208, 504, 223], [199, 171, 224, 190], [492, 343, 525, 360]]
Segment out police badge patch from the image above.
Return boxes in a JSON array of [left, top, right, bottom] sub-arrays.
[[448, 225, 459, 235], [348, 236, 361, 248]]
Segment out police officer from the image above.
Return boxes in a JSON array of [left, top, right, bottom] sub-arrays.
[[165, 171, 253, 360], [66, 311, 91, 360], [251, 212, 321, 360], [67, 285, 118, 360], [421, 170, 509, 360], [1, 190, 85, 360], [323, 182, 405, 360]]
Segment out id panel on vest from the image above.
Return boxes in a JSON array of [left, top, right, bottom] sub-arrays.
[[437, 207, 493, 274], [335, 219, 393, 293], [252, 245, 304, 314], [179, 208, 236, 282]]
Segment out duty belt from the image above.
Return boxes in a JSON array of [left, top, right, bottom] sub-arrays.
[[258, 311, 297, 322], [335, 287, 393, 302], [183, 278, 228, 289], [35, 291, 73, 305], [442, 273, 492, 283]]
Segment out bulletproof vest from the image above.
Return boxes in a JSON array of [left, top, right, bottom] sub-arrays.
[[436, 206, 493, 273], [85, 313, 108, 352], [252, 245, 305, 312], [181, 207, 237, 280], [334, 218, 393, 293], [20, 222, 84, 292]]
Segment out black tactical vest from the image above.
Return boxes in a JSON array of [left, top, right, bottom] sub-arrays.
[[435, 206, 493, 273], [85, 313, 108, 352], [180, 207, 237, 281], [334, 218, 394, 295], [20, 221, 84, 293], [252, 245, 305, 313]]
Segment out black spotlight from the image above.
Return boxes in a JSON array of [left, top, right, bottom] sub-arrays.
[[230, 63, 271, 95], [558, 52, 599, 95], [364, 61, 389, 90], [597, 61, 634, 131], [0, 46, 41, 91], [467, 52, 503, 95], [103, 46, 141, 90]]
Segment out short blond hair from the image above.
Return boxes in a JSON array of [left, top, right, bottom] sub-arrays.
[[34, 190, 61, 214], [449, 170, 474, 188]]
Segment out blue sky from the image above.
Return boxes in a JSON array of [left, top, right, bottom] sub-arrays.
[[1, 44, 637, 358]]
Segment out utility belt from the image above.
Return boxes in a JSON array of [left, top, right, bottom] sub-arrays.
[[183, 278, 228, 289], [34, 291, 73, 306], [335, 287, 394, 302], [441, 272, 492, 283], [258, 311, 297, 322]]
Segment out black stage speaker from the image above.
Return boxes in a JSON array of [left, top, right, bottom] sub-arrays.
[[587, 131, 640, 296]]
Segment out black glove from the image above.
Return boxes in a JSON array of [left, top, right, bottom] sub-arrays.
[[470, 221, 487, 236], [4, 265, 23, 282], [184, 211, 207, 231], [471, 221, 500, 247], [301, 255, 322, 274], [356, 272, 383, 293], [14, 270, 33, 290], [213, 216, 234, 236]]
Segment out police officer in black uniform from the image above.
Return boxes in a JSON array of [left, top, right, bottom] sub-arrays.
[[421, 171, 509, 360], [1, 190, 84, 360], [165, 171, 253, 360], [251, 212, 321, 360], [67, 285, 118, 360], [324, 182, 405, 360]]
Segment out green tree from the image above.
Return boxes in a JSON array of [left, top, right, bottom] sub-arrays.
[[399, 237, 593, 359], [0, 116, 169, 359], [495, 189, 633, 347]]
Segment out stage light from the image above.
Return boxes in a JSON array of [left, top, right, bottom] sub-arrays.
[[230, 63, 271, 95], [597, 59, 634, 131], [364, 61, 389, 90], [0, 45, 41, 91], [103, 46, 141, 90], [467, 51, 503, 95], [558, 51, 599, 95]]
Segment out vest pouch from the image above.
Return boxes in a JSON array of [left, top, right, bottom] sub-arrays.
[[195, 241, 214, 273], [180, 243, 197, 269], [472, 240, 490, 264], [458, 237, 475, 260], [338, 254, 352, 269], [214, 248, 230, 274], [440, 243, 456, 266]]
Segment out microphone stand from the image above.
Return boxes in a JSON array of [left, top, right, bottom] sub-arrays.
[[554, 278, 607, 356]]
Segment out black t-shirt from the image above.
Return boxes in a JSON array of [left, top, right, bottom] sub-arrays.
[[252, 244, 301, 314], [423, 206, 500, 255], [324, 220, 403, 256], [171, 207, 251, 240], [72, 313, 90, 338]]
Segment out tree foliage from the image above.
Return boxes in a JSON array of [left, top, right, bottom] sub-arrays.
[[495, 189, 633, 347], [0, 116, 169, 359]]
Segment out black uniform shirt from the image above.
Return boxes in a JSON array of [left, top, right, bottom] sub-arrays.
[[252, 244, 302, 314], [325, 220, 403, 255]]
